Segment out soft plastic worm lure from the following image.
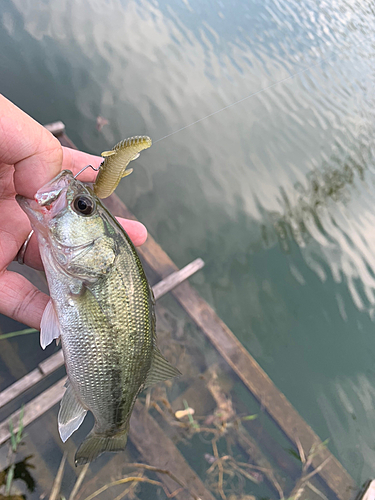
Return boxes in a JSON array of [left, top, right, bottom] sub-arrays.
[[17, 136, 151, 264], [93, 136, 152, 199]]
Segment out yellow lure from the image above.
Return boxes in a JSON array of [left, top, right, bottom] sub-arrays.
[[94, 136, 152, 199]]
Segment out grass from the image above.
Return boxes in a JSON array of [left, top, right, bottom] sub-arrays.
[[0, 328, 38, 340]]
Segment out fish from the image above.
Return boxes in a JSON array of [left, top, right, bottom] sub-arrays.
[[16, 170, 180, 465], [94, 136, 152, 199]]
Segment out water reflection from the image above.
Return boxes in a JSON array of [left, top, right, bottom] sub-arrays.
[[262, 143, 375, 312], [318, 374, 375, 482], [2, 0, 375, 488]]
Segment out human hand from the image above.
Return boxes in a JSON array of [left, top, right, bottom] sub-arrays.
[[0, 95, 147, 330]]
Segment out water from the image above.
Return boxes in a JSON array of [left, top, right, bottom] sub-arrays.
[[1, 0, 375, 495]]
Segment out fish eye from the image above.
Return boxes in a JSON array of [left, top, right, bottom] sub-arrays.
[[72, 195, 96, 216]]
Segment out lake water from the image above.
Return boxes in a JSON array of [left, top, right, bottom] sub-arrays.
[[1, 0, 375, 496]]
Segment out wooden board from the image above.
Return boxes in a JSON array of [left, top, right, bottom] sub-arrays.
[[0, 260, 203, 411], [0, 351, 64, 410], [32, 125, 354, 500], [0, 378, 67, 444], [0, 257, 213, 499], [130, 402, 215, 500], [103, 179, 356, 500]]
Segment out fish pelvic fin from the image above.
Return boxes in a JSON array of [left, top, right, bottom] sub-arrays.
[[143, 347, 181, 390], [58, 382, 87, 442], [40, 299, 61, 349], [75, 428, 128, 466]]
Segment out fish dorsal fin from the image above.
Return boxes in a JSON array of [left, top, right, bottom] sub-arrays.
[[144, 347, 181, 389], [40, 299, 61, 350], [58, 382, 87, 442], [101, 150, 116, 157]]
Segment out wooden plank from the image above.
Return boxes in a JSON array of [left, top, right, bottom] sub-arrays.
[[59, 136, 355, 499], [58, 132, 79, 149], [0, 338, 72, 486], [0, 379, 213, 499], [170, 366, 287, 497], [103, 195, 356, 500], [0, 377, 67, 445], [44, 121, 66, 136], [39, 350, 65, 375], [0, 351, 64, 410], [0, 261, 202, 410], [130, 401, 215, 500], [153, 258, 204, 300]]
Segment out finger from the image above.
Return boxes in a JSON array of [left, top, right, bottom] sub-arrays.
[[22, 218, 148, 270], [0, 196, 32, 268], [62, 147, 103, 182], [0, 269, 49, 329], [119, 218, 147, 246], [0, 95, 63, 198]]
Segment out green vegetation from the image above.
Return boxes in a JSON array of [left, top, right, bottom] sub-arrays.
[[0, 329, 37, 341]]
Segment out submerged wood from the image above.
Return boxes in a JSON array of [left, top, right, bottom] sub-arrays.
[[71, 127, 354, 500], [0, 351, 64, 410], [44, 121, 65, 136], [0, 256, 209, 496], [170, 364, 286, 497], [153, 258, 204, 300], [103, 186, 355, 500], [129, 402, 215, 500], [0, 260, 203, 412], [0, 378, 67, 445], [0, 126, 353, 500]]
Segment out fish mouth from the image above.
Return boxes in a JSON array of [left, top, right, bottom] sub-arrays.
[[16, 195, 45, 225], [34, 170, 74, 207], [16, 170, 75, 227]]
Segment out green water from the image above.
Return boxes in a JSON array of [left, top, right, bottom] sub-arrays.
[[1, 0, 375, 490]]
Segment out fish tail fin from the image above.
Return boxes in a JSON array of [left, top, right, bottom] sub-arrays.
[[74, 428, 128, 466]]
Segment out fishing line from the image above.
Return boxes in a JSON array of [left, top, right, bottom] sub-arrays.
[[154, 34, 373, 144]]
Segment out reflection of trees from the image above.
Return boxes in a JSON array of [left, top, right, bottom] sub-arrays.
[[262, 150, 367, 252]]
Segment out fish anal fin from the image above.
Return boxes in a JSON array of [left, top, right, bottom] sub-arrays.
[[75, 428, 128, 465], [58, 382, 87, 443], [101, 150, 116, 157], [144, 347, 181, 389], [40, 299, 61, 350]]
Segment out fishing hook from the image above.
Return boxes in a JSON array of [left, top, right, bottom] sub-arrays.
[[74, 163, 101, 179]]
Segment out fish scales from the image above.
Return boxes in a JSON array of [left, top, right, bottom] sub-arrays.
[[61, 250, 153, 430], [17, 169, 178, 465]]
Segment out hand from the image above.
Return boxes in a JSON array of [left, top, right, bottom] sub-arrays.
[[0, 95, 147, 330]]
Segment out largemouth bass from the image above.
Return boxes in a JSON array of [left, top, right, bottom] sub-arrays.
[[17, 170, 180, 465], [94, 136, 152, 199]]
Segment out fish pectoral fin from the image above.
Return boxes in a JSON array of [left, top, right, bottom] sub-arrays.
[[101, 150, 116, 157], [122, 167, 133, 178], [143, 347, 181, 389], [40, 299, 61, 349], [58, 382, 87, 443]]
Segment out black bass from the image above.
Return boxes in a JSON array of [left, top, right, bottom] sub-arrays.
[[17, 170, 179, 465], [94, 136, 152, 199]]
